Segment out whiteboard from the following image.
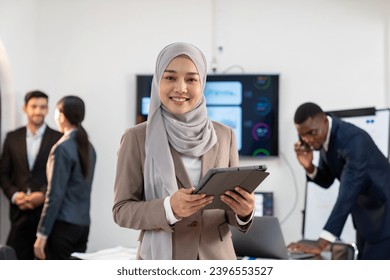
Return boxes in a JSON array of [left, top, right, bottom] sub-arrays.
[[303, 109, 390, 243]]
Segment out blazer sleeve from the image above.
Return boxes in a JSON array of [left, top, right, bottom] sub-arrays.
[[0, 134, 19, 199], [322, 133, 369, 237], [112, 128, 172, 232], [310, 156, 336, 189], [37, 145, 72, 236]]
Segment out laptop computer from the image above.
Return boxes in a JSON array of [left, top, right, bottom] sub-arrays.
[[230, 216, 315, 260]]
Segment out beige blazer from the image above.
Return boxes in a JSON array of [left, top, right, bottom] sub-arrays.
[[113, 121, 251, 260]]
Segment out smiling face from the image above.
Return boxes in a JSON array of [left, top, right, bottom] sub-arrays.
[[295, 113, 329, 151], [23, 97, 48, 129], [158, 56, 202, 115]]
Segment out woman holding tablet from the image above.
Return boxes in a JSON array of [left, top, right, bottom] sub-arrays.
[[113, 42, 255, 260]]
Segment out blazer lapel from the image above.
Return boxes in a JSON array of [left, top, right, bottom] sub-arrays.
[[17, 127, 29, 170], [170, 146, 192, 189], [326, 117, 341, 177], [201, 142, 219, 177], [32, 127, 54, 172]]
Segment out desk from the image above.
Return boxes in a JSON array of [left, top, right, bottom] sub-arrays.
[[71, 246, 137, 260], [239, 252, 329, 260]]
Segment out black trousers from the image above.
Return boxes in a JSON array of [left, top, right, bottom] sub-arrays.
[[7, 210, 41, 260], [45, 220, 89, 260]]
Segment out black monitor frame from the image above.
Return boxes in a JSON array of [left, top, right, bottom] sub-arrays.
[[136, 74, 279, 157]]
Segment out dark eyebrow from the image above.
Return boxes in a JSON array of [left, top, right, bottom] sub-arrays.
[[164, 69, 199, 76], [187, 72, 200, 76]]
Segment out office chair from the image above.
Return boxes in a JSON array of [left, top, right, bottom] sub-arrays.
[[0, 245, 17, 260], [330, 241, 358, 260]]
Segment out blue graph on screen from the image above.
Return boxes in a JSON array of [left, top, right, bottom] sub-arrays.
[[207, 106, 242, 150], [204, 81, 242, 105]]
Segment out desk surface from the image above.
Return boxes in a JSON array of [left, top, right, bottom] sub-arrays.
[[71, 246, 137, 260]]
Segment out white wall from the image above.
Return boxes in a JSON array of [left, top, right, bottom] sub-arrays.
[[0, 0, 389, 251]]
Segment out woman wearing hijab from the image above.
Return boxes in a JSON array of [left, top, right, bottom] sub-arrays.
[[113, 42, 255, 260], [34, 96, 96, 260]]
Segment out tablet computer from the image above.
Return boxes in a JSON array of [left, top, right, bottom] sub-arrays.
[[194, 165, 269, 210]]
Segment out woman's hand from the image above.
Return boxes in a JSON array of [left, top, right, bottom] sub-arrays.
[[170, 187, 213, 218], [34, 237, 47, 260], [220, 186, 255, 218]]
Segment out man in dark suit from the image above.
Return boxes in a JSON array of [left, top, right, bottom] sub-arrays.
[[290, 102, 390, 260], [0, 90, 62, 259]]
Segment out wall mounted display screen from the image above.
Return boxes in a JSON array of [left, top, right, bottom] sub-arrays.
[[136, 74, 279, 157]]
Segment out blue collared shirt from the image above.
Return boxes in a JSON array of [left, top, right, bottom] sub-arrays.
[[26, 124, 47, 170]]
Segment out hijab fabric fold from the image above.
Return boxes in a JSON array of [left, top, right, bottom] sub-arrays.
[[141, 42, 217, 259]]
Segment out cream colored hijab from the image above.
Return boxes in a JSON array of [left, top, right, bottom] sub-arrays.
[[141, 42, 217, 259]]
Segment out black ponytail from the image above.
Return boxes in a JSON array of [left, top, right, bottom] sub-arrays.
[[75, 124, 90, 178], [57, 96, 90, 179]]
